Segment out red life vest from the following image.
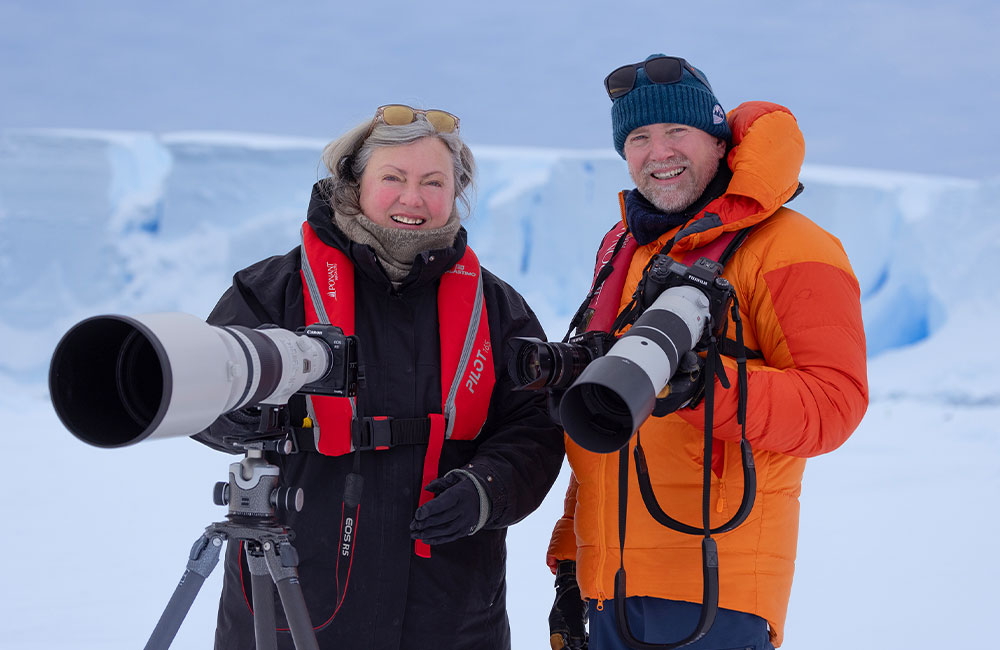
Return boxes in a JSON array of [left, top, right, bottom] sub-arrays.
[[299, 221, 495, 452], [299, 222, 494, 557]]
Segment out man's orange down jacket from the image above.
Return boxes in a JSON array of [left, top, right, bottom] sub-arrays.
[[546, 102, 869, 647]]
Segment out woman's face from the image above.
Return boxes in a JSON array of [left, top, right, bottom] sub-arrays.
[[359, 136, 456, 230]]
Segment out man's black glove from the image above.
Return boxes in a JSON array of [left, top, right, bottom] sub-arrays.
[[549, 560, 588, 650], [409, 470, 490, 545], [652, 350, 706, 417]]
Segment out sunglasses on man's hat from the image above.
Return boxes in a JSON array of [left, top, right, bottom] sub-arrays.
[[604, 56, 714, 100]]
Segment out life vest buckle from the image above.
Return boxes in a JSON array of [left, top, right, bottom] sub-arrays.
[[351, 416, 393, 451]]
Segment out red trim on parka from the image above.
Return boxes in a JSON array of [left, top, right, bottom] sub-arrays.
[[582, 206, 744, 336]]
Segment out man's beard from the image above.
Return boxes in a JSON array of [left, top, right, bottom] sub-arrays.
[[635, 156, 721, 214]]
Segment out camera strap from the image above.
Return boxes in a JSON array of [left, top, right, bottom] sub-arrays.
[[563, 218, 634, 341], [614, 366, 720, 650], [615, 441, 719, 649], [633, 299, 755, 536], [280, 455, 363, 634], [613, 291, 755, 649], [308, 457, 364, 633], [568, 201, 763, 364], [612, 222, 754, 333]]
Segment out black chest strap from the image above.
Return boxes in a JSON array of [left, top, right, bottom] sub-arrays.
[[286, 417, 433, 454]]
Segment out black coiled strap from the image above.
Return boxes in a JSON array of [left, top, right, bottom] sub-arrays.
[[614, 298, 755, 649], [633, 296, 755, 535], [614, 441, 719, 649]]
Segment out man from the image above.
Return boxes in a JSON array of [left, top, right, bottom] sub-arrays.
[[545, 55, 868, 649]]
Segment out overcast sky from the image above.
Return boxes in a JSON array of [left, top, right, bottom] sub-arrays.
[[2, 0, 997, 178]]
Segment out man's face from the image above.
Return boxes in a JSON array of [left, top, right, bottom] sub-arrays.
[[624, 123, 727, 214]]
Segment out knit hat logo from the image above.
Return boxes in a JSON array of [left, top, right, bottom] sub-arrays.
[[712, 104, 726, 125]]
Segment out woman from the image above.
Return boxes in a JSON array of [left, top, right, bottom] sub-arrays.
[[196, 104, 564, 650]]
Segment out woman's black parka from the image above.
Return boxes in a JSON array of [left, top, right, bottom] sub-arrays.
[[194, 184, 565, 650]]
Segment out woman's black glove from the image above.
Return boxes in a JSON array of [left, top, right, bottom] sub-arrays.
[[549, 560, 588, 650], [409, 470, 490, 545]]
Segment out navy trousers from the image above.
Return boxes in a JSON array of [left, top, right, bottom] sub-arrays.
[[589, 597, 774, 650]]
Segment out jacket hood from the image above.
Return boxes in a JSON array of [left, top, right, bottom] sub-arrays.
[[305, 181, 468, 291]]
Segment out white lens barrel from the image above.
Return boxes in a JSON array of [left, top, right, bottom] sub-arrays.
[[249, 328, 329, 405], [49, 312, 331, 448], [560, 285, 711, 453], [639, 285, 710, 350], [133, 313, 255, 441]]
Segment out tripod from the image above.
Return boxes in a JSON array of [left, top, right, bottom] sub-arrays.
[[144, 407, 320, 650]]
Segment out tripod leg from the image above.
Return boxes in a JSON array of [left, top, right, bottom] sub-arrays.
[[144, 534, 224, 650], [245, 544, 278, 650], [264, 540, 320, 650]]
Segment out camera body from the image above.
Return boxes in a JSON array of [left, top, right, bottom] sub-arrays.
[[509, 256, 734, 452], [297, 324, 359, 398], [510, 256, 732, 393], [507, 331, 615, 392], [640, 254, 733, 346], [568, 330, 616, 364]]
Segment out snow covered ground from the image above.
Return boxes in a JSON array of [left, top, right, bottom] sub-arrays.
[[1, 129, 998, 649], [3, 384, 998, 650]]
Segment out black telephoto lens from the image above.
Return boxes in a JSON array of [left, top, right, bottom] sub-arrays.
[[507, 336, 606, 392], [509, 337, 556, 390], [516, 345, 544, 385], [579, 383, 633, 440]]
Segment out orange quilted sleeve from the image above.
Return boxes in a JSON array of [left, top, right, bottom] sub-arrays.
[[546, 469, 580, 572]]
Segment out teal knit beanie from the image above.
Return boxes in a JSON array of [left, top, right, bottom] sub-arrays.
[[611, 54, 730, 158]]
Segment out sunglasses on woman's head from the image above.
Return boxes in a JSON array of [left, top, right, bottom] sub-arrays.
[[604, 56, 714, 100], [367, 104, 460, 138]]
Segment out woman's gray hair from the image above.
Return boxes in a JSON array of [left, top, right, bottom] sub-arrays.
[[320, 116, 476, 220]]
